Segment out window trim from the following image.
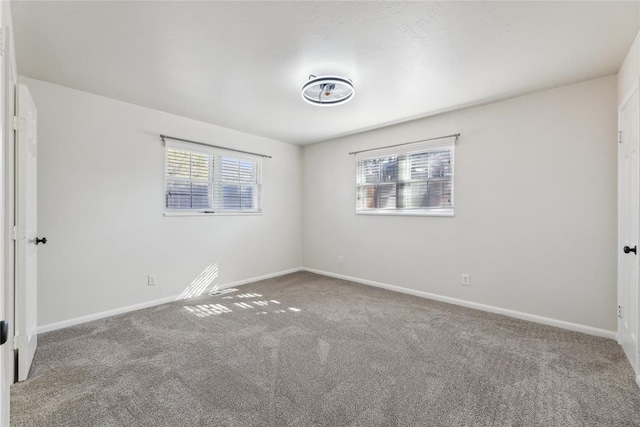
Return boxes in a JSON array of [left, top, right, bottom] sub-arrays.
[[164, 140, 263, 216], [163, 211, 263, 217], [355, 209, 454, 217], [354, 137, 455, 217]]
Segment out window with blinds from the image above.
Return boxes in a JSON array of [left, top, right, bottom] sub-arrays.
[[355, 138, 455, 215], [165, 142, 262, 214], [219, 156, 261, 211], [166, 148, 213, 210]]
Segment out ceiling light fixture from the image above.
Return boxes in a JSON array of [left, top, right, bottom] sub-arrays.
[[301, 75, 354, 106]]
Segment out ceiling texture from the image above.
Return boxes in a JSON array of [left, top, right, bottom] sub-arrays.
[[11, 1, 640, 145]]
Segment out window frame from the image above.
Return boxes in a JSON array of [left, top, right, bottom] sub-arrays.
[[163, 140, 263, 216], [354, 138, 455, 217]]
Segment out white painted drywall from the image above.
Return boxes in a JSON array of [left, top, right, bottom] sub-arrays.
[[303, 75, 618, 332], [618, 30, 640, 102], [22, 77, 303, 327]]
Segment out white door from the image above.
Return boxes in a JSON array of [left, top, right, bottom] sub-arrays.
[[0, 22, 9, 424], [620, 87, 640, 376], [15, 84, 37, 381]]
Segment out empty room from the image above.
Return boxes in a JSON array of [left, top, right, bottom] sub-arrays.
[[0, 0, 639, 426]]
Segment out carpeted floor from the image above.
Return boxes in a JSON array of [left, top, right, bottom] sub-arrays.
[[10, 271, 640, 426]]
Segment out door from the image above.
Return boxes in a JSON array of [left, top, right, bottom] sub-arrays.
[[0, 19, 9, 424], [620, 86, 640, 375], [15, 84, 37, 381]]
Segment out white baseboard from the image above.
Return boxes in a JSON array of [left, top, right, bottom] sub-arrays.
[[220, 267, 303, 288], [37, 267, 303, 334], [38, 266, 616, 341], [302, 267, 617, 340], [37, 294, 180, 334]]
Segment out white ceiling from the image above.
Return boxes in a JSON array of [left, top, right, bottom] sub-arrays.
[[11, 1, 640, 145]]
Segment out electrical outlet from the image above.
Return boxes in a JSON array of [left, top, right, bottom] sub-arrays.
[[338, 256, 344, 264], [148, 274, 156, 286], [461, 274, 470, 286]]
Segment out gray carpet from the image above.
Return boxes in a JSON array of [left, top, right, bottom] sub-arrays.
[[10, 272, 640, 426]]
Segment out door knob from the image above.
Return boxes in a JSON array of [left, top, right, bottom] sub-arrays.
[[0, 321, 7, 345], [623, 245, 637, 254], [35, 237, 47, 245]]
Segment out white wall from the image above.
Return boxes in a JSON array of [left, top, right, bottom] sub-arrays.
[[619, 31, 640, 102], [21, 77, 303, 328], [23, 73, 619, 335], [303, 75, 618, 333]]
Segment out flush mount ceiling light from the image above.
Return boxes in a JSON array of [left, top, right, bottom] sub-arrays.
[[301, 75, 354, 106]]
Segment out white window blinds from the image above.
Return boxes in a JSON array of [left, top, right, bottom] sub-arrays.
[[165, 141, 262, 214], [166, 147, 213, 210], [355, 137, 455, 215], [218, 156, 262, 212]]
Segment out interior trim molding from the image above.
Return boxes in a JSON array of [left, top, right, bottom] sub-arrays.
[[37, 267, 304, 334], [302, 267, 617, 341], [38, 266, 617, 341]]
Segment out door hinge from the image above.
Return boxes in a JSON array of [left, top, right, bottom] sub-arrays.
[[0, 28, 6, 57], [12, 116, 18, 131], [12, 226, 25, 240], [619, 130, 623, 144], [13, 335, 26, 350], [618, 305, 623, 318]]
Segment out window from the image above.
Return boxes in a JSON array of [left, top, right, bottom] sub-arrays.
[[219, 157, 261, 211], [355, 138, 455, 216], [165, 142, 262, 214], [166, 148, 213, 210]]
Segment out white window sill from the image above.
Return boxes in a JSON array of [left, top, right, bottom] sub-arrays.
[[164, 211, 262, 217], [356, 210, 454, 217]]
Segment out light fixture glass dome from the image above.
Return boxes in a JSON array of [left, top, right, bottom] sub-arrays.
[[301, 75, 354, 106]]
